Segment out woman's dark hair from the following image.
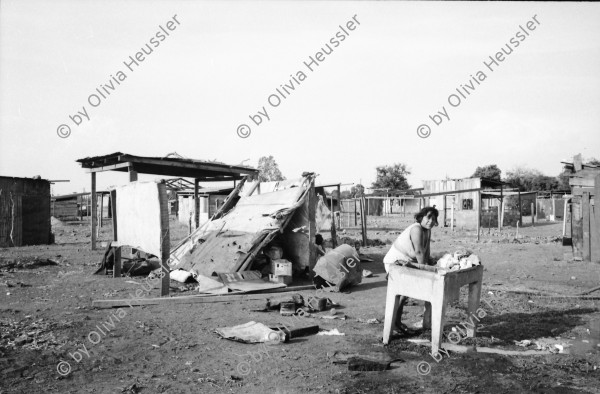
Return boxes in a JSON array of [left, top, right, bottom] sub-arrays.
[[315, 234, 324, 245], [415, 207, 439, 224]]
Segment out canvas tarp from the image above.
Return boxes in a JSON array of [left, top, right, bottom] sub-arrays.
[[168, 174, 315, 278]]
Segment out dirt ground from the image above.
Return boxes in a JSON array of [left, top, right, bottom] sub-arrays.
[[1, 215, 599, 394]]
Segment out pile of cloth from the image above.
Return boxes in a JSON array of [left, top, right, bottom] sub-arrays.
[[436, 250, 481, 271]]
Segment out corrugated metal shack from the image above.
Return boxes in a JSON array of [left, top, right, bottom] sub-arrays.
[[422, 177, 508, 229], [562, 154, 600, 263], [0, 176, 51, 247]]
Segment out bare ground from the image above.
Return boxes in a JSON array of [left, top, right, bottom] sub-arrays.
[[1, 215, 599, 394]]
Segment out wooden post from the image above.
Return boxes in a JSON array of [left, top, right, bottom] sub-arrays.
[[361, 197, 368, 246], [110, 190, 121, 278], [582, 191, 591, 262], [572, 196, 583, 260], [562, 199, 568, 237], [552, 198, 556, 221], [450, 199, 454, 231], [497, 203, 501, 231], [477, 191, 481, 241], [91, 172, 97, 250], [308, 181, 317, 272], [442, 195, 447, 227], [500, 199, 505, 229], [337, 184, 341, 229], [354, 199, 358, 226], [98, 193, 104, 228], [158, 182, 170, 296], [194, 178, 200, 229], [330, 199, 338, 249], [128, 167, 138, 182], [518, 190, 522, 226], [531, 203, 535, 227]]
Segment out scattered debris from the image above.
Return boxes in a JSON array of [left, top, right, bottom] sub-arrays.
[[357, 318, 380, 324], [215, 321, 282, 343], [0, 258, 59, 271], [317, 328, 345, 336]]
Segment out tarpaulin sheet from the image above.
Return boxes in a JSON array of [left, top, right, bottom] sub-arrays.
[[170, 179, 310, 277]]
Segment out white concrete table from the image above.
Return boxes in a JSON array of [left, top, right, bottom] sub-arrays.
[[382, 264, 483, 354]]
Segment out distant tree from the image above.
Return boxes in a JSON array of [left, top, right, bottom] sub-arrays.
[[472, 164, 502, 181], [505, 166, 562, 191], [340, 190, 352, 199], [371, 163, 411, 191], [257, 156, 285, 182], [531, 175, 560, 191], [585, 157, 600, 166], [504, 167, 542, 191], [350, 184, 365, 198], [557, 170, 571, 190]]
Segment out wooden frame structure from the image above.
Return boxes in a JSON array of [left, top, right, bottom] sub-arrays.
[[110, 181, 171, 296], [76, 152, 258, 250], [562, 154, 600, 262]]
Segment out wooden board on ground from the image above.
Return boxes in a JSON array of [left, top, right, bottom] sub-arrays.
[[92, 284, 317, 309]]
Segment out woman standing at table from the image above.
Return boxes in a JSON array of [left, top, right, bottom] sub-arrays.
[[383, 206, 439, 332]]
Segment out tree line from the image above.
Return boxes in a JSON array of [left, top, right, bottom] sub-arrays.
[[255, 155, 600, 197]]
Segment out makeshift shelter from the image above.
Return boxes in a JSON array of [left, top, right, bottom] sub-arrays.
[[51, 191, 110, 221], [169, 173, 317, 279], [76, 152, 258, 249], [562, 154, 600, 262], [0, 176, 51, 247], [421, 177, 509, 230]]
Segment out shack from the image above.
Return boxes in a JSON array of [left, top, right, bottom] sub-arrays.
[[0, 176, 51, 247], [421, 177, 509, 230], [51, 191, 110, 221], [562, 154, 600, 263], [76, 152, 259, 250]]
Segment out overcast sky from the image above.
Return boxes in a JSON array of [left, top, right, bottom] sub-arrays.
[[1, 1, 599, 195]]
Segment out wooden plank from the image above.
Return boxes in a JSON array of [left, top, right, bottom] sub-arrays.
[[573, 187, 595, 196], [194, 178, 199, 229], [570, 178, 596, 188], [92, 285, 317, 308], [117, 154, 257, 176], [159, 182, 170, 296], [582, 192, 591, 262], [91, 172, 97, 250], [85, 162, 132, 173], [418, 187, 482, 199]]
